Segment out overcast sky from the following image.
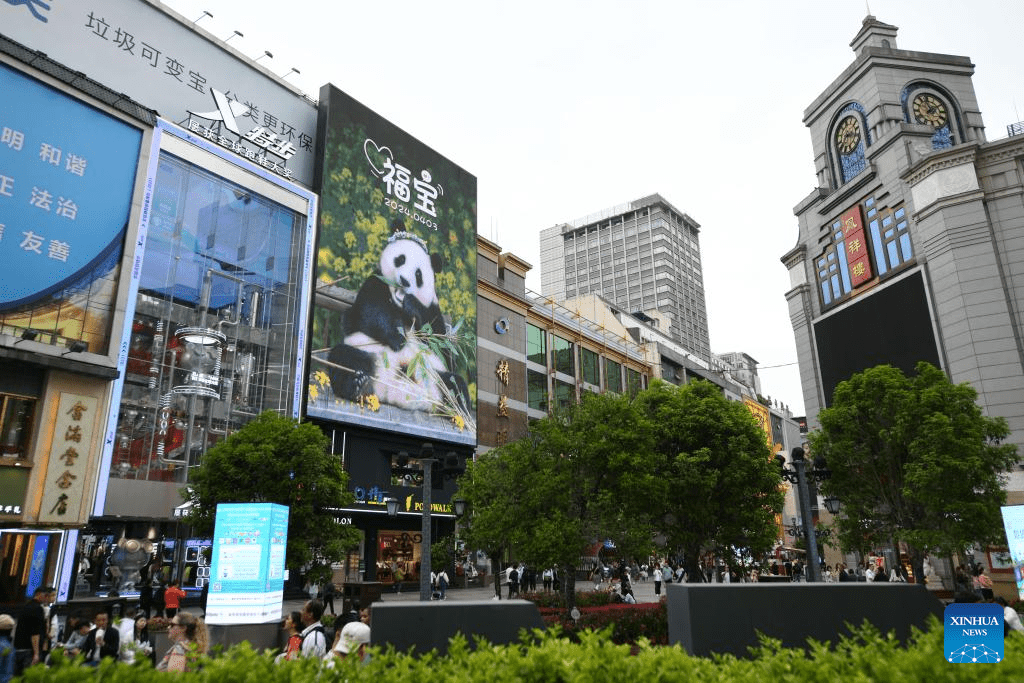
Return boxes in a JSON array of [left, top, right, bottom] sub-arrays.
[[162, 0, 1024, 416]]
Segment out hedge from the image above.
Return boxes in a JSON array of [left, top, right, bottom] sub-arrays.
[[16, 618, 1024, 682]]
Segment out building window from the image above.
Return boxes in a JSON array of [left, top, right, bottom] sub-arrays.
[[580, 348, 600, 385], [0, 394, 35, 460], [626, 368, 643, 396], [553, 336, 575, 376], [868, 205, 913, 276], [605, 359, 622, 393], [527, 370, 548, 412], [554, 379, 575, 410], [527, 323, 547, 366]]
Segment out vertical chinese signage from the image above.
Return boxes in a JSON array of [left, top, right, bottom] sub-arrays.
[[743, 397, 773, 451], [0, 62, 142, 352], [206, 503, 289, 625], [839, 205, 873, 288], [496, 359, 511, 445], [307, 85, 477, 446], [38, 394, 99, 524]]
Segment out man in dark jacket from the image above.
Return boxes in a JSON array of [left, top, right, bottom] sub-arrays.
[[13, 586, 54, 675], [81, 611, 119, 666]]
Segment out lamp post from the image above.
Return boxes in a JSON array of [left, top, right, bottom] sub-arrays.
[[389, 444, 465, 601], [777, 446, 835, 582]]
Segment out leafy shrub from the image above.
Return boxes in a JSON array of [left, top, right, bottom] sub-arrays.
[[16, 618, 1024, 682], [519, 589, 614, 608]]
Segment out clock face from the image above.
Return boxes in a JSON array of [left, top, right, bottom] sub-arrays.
[[835, 117, 861, 155], [912, 94, 948, 128]]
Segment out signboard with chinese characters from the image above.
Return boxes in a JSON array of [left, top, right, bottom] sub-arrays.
[[38, 393, 99, 524], [0, 63, 141, 352], [839, 205, 873, 288], [306, 85, 477, 446], [743, 397, 773, 450], [206, 503, 288, 625], [1, 0, 317, 186]]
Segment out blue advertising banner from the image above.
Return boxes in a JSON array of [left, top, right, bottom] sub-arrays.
[[206, 503, 288, 624], [25, 534, 51, 598], [0, 62, 141, 310]]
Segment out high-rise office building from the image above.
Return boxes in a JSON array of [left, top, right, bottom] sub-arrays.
[[540, 193, 711, 361]]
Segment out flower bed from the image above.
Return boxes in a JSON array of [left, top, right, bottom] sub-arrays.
[[526, 592, 668, 645]]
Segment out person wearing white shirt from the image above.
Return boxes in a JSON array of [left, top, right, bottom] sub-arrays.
[[298, 600, 327, 658]]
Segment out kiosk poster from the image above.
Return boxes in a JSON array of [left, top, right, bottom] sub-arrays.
[[1000, 505, 1024, 600], [206, 503, 289, 625], [307, 85, 477, 446]]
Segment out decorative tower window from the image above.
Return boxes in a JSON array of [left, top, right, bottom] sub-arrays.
[[833, 103, 871, 185]]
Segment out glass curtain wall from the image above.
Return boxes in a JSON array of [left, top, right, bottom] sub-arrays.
[[110, 153, 306, 483]]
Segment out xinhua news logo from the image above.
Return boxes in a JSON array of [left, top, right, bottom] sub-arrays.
[[944, 603, 1003, 663]]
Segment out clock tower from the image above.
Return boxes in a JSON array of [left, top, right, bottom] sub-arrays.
[[781, 16, 1024, 499]]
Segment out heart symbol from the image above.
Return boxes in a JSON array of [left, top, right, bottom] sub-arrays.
[[364, 138, 393, 178]]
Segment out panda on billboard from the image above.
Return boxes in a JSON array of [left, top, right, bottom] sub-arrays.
[[326, 221, 470, 414]]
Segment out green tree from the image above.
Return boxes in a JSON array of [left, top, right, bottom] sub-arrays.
[[458, 391, 661, 610], [810, 362, 1019, 582], [182, 412, 360, 583], [638, 380, 785, 582]]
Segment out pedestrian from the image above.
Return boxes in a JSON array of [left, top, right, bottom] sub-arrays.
[[81, 610, 120, 666], [974, 567, 994, 600], [13, 585, 53, 675], [0, 614, 15, 683], [138, 577, 153, 618], [122, 614, 153, 665], [298, 600, 327, 658], [275, 611, 303, 662], [326, 621, 371, 666], [163, 579, 186, 618], [153, 580, 166, 618], [507, 565, 519, 599], [998, 597, 1024, 635], [156, 612, 208, 673], [436, 568, 449, 600], [322, 582, 336, 616], [542, 568, 553, 592], [653, 564, 663, 596]]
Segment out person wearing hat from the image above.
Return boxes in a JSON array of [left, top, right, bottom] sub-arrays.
[[326, 621, 371, 666], [1, 613, 15, 683]]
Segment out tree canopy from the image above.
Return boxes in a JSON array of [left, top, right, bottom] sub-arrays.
[[182, 411, 360, 582], [458, 380, 785, 603], [810, 362, 1019, 576], [458, 390, 660, 606], [638, 380, 785, 581]]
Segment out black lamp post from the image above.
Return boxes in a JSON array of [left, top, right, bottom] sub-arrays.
[[776, 446, 835, 582], [389, 443, 465, 601]]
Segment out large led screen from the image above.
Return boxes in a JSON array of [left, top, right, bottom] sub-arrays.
[[814, 270, 940, 406], [0, 63, 141, 353], [308, 86, 477, 445], [1001, 506, 1024, 601]]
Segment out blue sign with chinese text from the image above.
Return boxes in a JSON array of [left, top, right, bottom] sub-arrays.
[[0, 62, 141, 310]]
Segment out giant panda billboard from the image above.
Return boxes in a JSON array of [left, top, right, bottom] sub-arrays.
[[307, 85, 477, 446]]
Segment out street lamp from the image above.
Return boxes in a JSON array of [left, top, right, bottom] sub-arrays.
[[776, 446, 833, 582], [390, 444, 465, 601]]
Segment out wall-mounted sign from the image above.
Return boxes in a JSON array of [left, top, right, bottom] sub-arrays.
[[38, 393, 99, 524], [2, 0, 317, 187], [0, 63, 141, 352], [839, 205, 873, 288]]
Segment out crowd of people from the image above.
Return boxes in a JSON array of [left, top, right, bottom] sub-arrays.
[[0, 585, 209, 679]]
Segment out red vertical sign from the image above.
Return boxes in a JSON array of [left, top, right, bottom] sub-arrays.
[[840, 205, 873, 288]]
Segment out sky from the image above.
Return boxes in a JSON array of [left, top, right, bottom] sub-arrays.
[[162, 0, 1024, 416]]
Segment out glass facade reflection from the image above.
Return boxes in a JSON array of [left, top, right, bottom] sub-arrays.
[[110, 153, 306, 483]]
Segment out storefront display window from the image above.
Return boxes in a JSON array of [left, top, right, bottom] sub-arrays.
[[110, 153, 307, 483], [376, 530, 422, 584], [0, 394, 35, 460]]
